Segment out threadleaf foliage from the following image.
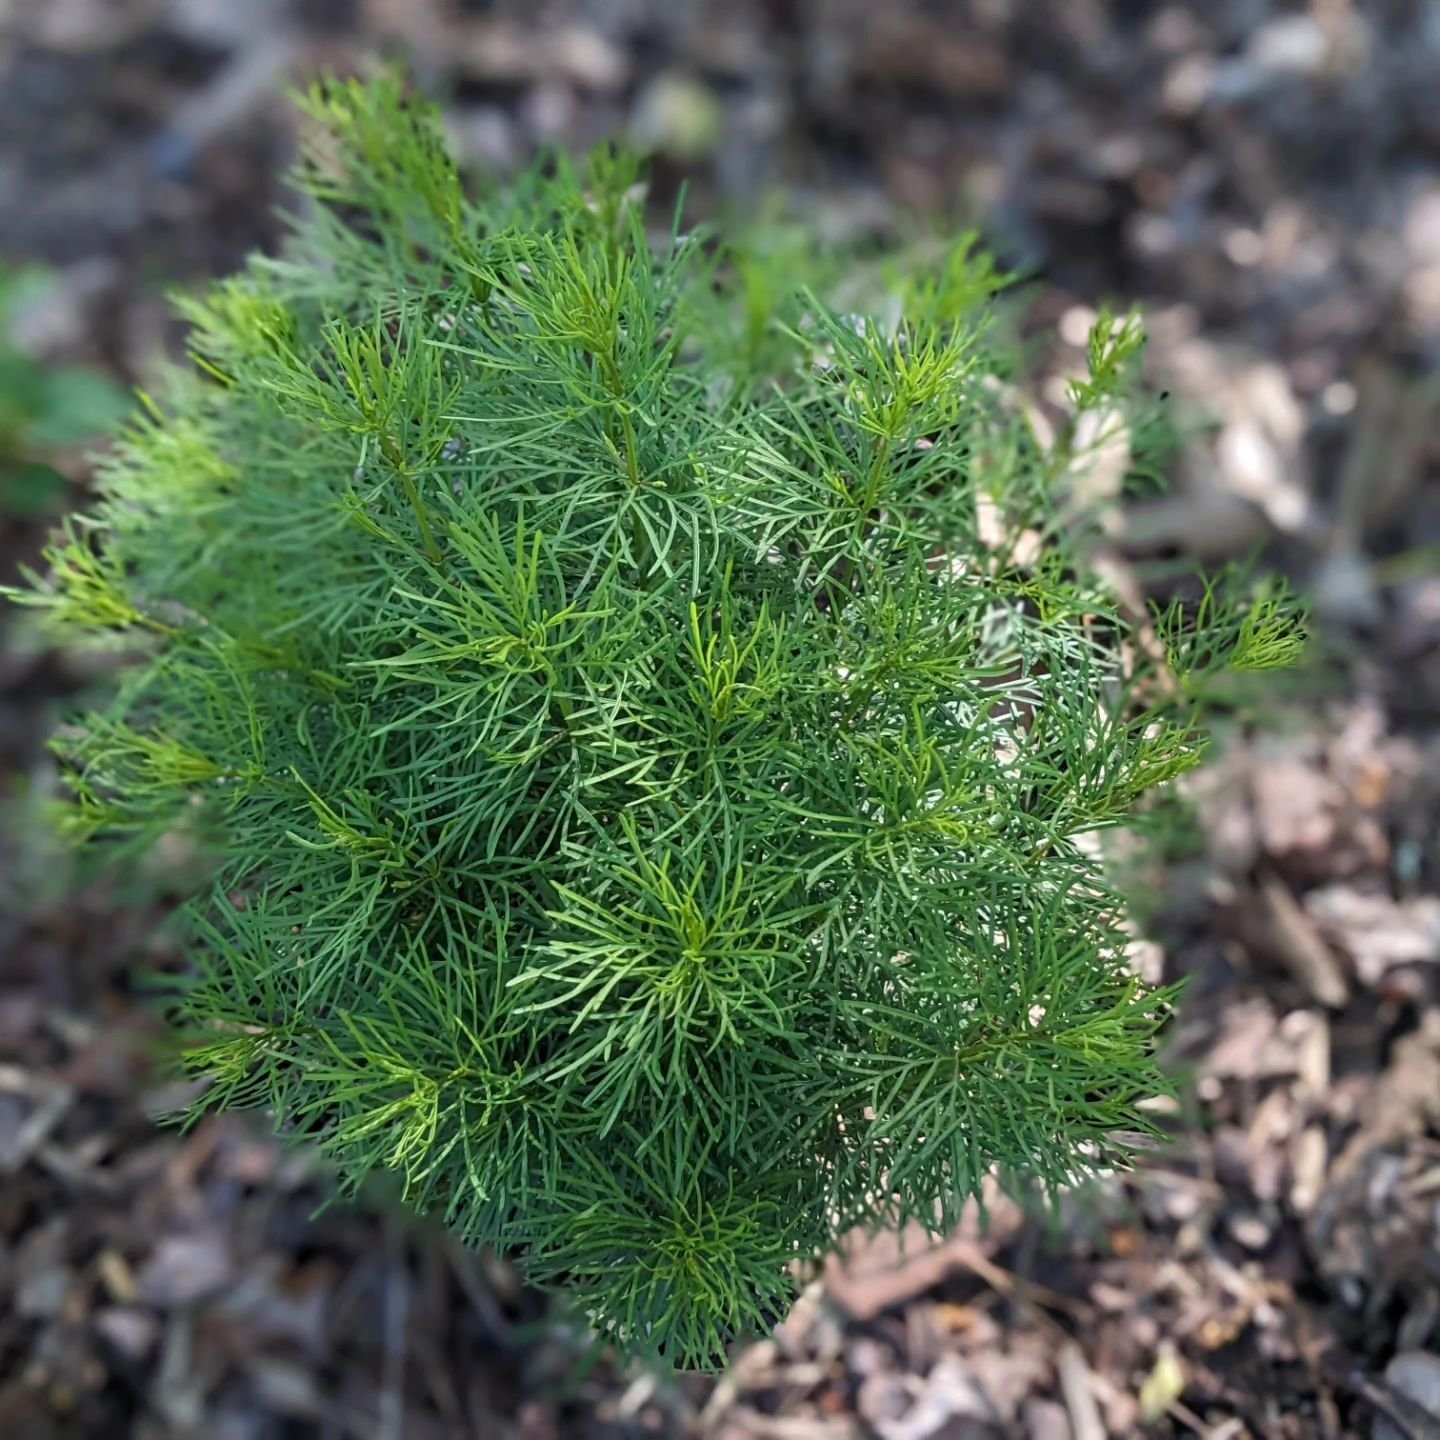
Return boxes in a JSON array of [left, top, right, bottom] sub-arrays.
[[7, 77, 1301, 1368]]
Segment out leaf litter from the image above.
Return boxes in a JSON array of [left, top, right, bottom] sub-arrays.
[[3, 0, 1440, 1435]]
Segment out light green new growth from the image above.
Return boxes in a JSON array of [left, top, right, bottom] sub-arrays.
[[7, 76, 1302, 1368]]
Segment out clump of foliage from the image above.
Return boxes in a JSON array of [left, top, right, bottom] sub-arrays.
[[6, 77, 1302, 1367], [0, 266, 130, 522]]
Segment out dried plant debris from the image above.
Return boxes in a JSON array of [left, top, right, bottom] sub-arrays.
[[1, 0, 1439, 1436], [0, 989, 600, 1440]]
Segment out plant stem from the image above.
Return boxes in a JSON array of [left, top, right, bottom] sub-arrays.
[[382, 433, 445, 569]]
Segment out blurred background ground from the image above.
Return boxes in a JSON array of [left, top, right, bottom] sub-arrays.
[[2, 2, 1440, 1437]]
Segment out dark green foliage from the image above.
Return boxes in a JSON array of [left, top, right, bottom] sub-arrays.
[[5, 77, 1302, 1368]]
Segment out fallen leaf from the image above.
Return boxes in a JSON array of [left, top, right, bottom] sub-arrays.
[[1138, 1342, 1186, 1424]]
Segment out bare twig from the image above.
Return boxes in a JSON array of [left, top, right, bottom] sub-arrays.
[[1058, 1343, 1107, 1440], [1254, 872, 1350, 1007], [1349, 1372, 1440, 1440], [0, 1067, 74, 1174]]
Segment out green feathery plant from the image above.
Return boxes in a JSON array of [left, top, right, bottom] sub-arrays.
[[5, 76, 1302, 1368]]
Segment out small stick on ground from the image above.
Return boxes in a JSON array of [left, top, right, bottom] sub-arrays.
[[1058, 1342, 1107, 1440]]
